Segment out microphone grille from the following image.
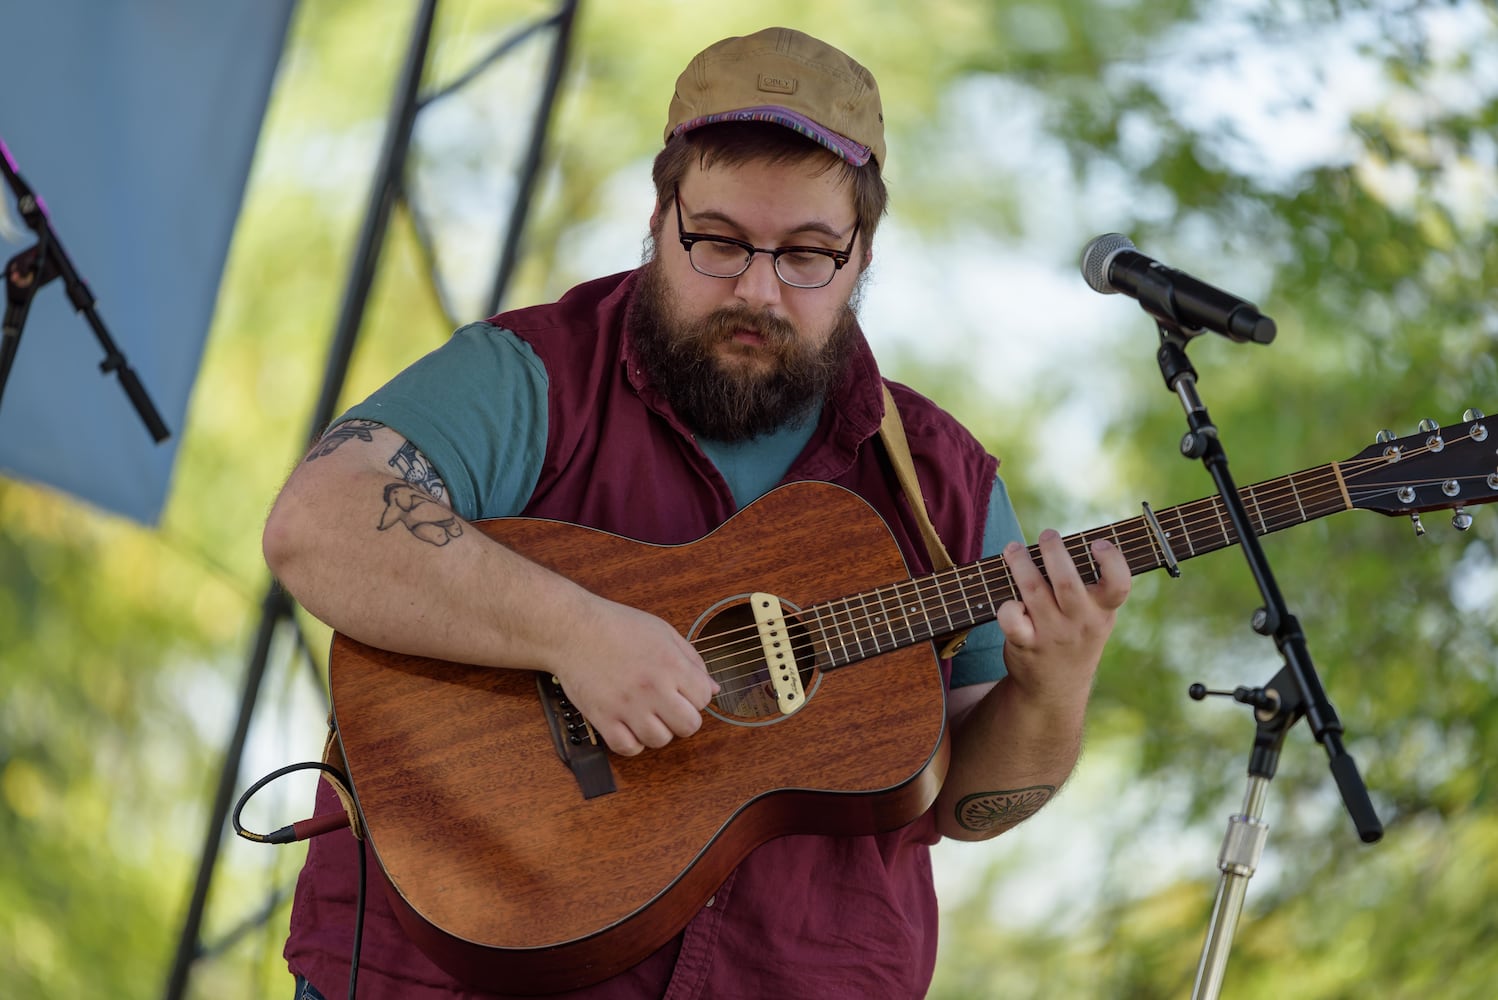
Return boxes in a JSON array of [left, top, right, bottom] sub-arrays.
[[1080, 233, 1137, 294]]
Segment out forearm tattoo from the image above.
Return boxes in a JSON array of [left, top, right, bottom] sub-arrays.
[[955, 784, 1055, 833], [378, 482, 463, 546], [305, 419, 381, 460]]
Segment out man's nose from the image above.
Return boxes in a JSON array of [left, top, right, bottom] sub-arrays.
[[732, 251, 782, 310]]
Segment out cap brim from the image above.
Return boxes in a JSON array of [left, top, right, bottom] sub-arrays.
[[671, 105, 873, 166]]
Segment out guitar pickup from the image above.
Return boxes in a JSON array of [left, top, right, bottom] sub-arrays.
[[750, 592, 805, 714]]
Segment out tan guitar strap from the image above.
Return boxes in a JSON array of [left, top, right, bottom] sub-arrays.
[[877, 385, 969, 659], [320, 713, 364, 840]]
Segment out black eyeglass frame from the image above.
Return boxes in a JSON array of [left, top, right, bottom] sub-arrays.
[[673, 187, 859, 289]]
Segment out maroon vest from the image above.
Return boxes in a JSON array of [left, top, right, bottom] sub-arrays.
[[286, 270, 999, 999]]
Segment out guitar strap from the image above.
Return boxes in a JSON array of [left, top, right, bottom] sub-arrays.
[[320, 713, 363, 840], [877, 384, 970, 660]]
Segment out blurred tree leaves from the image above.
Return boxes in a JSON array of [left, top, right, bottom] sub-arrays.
[[2, 0, 1496, 997]]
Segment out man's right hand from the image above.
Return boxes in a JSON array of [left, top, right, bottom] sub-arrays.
[[265, 421, 719, 759], [545, 597, 720, 756]]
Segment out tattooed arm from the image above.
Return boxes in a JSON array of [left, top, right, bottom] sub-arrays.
[[932, 530, 1131, 842], [262, 420, 718, 756]]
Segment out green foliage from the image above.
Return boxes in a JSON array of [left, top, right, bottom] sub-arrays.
[[3, 0, 1496, 997], [916, 2, 1498, 996]]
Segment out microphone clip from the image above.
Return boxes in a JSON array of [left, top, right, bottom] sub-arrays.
[[4, 242, 58, 336]]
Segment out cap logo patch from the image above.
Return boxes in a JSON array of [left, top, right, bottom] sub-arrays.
[[757, 73, 797, 95]]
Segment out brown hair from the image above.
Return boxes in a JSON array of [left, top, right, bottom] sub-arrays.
[[650, 122, 888, 255]]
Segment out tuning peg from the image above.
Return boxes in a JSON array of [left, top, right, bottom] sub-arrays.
[[1453, 507, 1474, 532], [1466, 409, 1489, 442], [1414, 418, 1447, 451], [1463, 408, 1485, 421], [1377, 429, 1403, 462], [1410, 513, 1427, 537]]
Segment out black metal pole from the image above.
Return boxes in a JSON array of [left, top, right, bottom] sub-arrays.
[[162, 2, 440, 996], [485, 0, 579, 316]]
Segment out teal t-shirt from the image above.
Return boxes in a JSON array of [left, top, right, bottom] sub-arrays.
[[341, 322, 1022, 687]]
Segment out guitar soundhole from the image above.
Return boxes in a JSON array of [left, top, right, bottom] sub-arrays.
[[694, 599, 819, 725]]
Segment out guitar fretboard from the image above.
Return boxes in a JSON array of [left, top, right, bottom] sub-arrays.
[[802, 461, 1352, 668]]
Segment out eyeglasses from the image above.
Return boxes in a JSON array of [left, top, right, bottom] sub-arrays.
[[674, 188, 858, 290]]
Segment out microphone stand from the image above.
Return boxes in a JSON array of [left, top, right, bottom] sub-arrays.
[[1149, 322, 1383, 999], [0, 136, 169, 441]]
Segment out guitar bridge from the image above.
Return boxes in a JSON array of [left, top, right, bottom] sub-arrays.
[[537, 674, 616, 799]]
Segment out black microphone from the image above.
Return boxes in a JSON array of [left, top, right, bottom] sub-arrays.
[[1080, 233, 1276, 345]]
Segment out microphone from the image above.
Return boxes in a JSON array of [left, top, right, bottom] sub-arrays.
[[1080, 233, 1276, 345]]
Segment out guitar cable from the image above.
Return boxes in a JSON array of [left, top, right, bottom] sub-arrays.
[[233, 761, 366, 1000]]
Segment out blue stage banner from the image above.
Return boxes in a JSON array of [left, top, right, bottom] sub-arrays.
[[0, 0, 295, 525]]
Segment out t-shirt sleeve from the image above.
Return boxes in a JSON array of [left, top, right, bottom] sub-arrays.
[[335, 322, 548, 522], [949, 473, 1024, 688]]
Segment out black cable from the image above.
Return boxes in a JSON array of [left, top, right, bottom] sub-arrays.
[[349, 827, 366, 1000], [232, 761, 366, 1000]]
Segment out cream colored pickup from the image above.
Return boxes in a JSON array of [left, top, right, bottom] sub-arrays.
[[750, 592, 804, 714]]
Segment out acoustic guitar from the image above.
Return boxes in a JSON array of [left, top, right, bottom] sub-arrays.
[[329, 411, 1497, 994]]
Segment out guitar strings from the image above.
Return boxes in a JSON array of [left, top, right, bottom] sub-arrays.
[[693, 429, 1488, 697], [696, 440, 1465, 692], [695, 463, 1343, 668], [698, 464, 1361, 693]]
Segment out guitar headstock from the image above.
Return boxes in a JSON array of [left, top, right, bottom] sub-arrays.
[[1342, 409, 1498, 528]]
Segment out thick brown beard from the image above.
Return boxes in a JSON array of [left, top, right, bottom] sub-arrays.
[[627, 258, 862, 442]]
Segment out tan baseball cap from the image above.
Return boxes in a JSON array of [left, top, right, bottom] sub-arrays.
[[664, 27, 885, 168]]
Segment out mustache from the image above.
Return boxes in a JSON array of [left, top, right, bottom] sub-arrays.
[[692, 306, 797, 349]]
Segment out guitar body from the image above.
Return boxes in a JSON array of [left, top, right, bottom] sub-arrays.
[[329, 482, 950, 994]]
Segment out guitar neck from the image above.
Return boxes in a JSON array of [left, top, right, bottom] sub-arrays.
[[807, 461, 1352, 667]]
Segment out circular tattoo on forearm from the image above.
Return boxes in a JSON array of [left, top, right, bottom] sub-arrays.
[[955, 784, 1056, 832]]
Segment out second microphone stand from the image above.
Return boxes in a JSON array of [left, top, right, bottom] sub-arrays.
[[1, 136, 169, 441]]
